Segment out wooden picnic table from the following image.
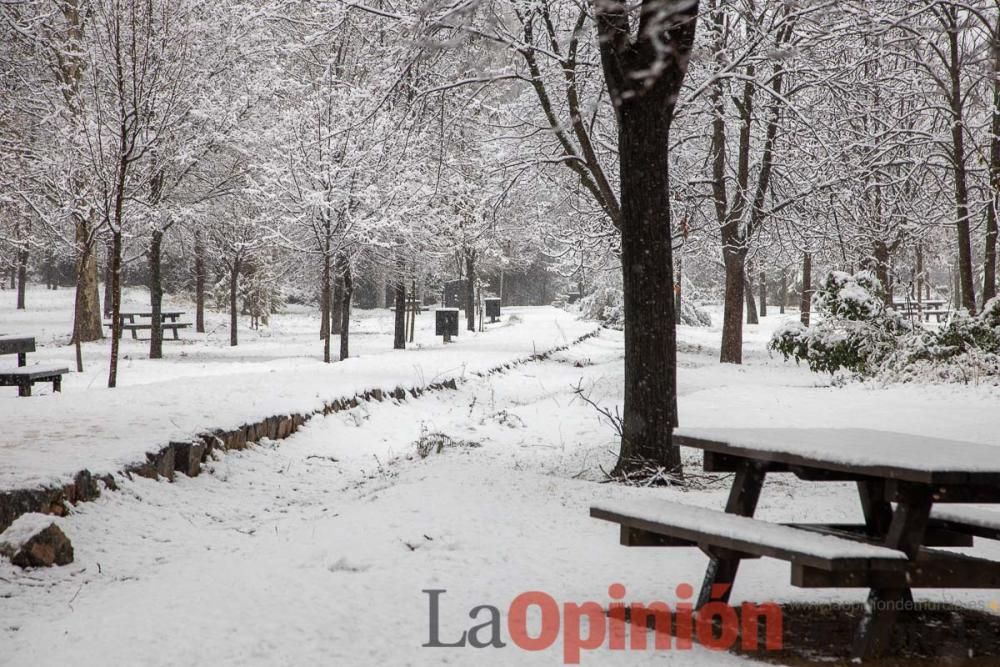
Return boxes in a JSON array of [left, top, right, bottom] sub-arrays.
[[106, 311, 191, 340], [115, 311, 186, 324], [592, 427, 1000, 661]]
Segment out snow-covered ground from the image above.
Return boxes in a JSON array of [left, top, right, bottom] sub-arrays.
[[2, 289, 1000, 666], [0, 287, 595, 491]]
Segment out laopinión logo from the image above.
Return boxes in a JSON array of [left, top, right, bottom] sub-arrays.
[[423, 583, 783, 664]]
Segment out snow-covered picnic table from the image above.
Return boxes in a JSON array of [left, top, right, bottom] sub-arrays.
[[592, 427, 1000, 662]]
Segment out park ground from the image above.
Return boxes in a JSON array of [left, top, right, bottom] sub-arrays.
[[2, 287, 1000, 666]]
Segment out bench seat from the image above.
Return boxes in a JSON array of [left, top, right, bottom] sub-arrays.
[[591, 499, 907, 572], [931, 506, 1000, 541], [0, 364, 69, 396]]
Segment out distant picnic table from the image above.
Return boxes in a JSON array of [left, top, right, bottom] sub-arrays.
[[891, 299, 950, 322], [592, 427, 1000, 661], [106, 311, 191, 340]]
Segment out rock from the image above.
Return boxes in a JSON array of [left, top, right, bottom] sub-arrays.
[[0, 514, 74, 568]]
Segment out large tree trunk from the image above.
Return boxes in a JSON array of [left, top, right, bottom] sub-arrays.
[[745, 275, 759, 325], [674, 255, 683, 321], [103, 238, 113, 319], [595, 0, 697, 476], [465, 252, 476, 332], [916, 244, 924, 308], [800, 252, 813, 326], [393, 279, 406, 350], [229, 256, 241, 347], [107, 231, 123, 388], [873, 240, 892, 305], [779, 269, 787, 314], [148, 229, 164, 360], [946, 11, 977, 314], [73, 223, 103, 343], [758, 269, 767, 318], [331, 262, 344, 336], [720, 251, 745, 363], [194, 230, 206, 333], [339, 262, 353, 360], [985, 13, 1000, 306], [16, 245, 27, 310], [321, 247, 331, 362]]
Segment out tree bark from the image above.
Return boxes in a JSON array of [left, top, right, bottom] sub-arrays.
[[103, 238, 113, 319], [720, 252, 746, 363], [148, 229, 164, 359], [331, 261, 344, 336], [745, 275, 759, 325], [339, 262, 353, 360], [984, 11, 1000, 306], [194, 230, 206, 333], [73, 224, 103, 343], [595, 0, 697, 475], [779, 269, 787, 314], [674, 255, 683, 321], [321, 246, 331, 362], [229, 256, 241, 347], [16, 245, 28, 310], [465, 252, 476, 332], [945, 10, 977, 313], [393, 279, 406, 350], [916, 243, 924, 308], [107, 232, 123, 388], [872, 240, 892, 305], [758, 269, 767, 317], [800, 252, 813, 326]]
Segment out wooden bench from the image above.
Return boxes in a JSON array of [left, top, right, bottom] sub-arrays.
[[592, 499, 908, 574], [105, 322, 192, 340], [0, 335, 69, 397], [930, 506, 1000, 541]]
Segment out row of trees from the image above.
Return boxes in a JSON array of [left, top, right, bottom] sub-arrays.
[[4, 0, 1000, 474]]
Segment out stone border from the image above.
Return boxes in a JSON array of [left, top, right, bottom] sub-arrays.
[[0, 328, 601, 534]]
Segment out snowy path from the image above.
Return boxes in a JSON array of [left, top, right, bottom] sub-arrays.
[[0, 303, 595, 492], [3, 328, 1000, 666]]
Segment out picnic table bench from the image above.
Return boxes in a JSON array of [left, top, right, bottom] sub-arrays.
[[892, 299, 951, 322], [591, 427, 1000, 661], [105, 311, 191, 340], [0, 335, 69, 397]]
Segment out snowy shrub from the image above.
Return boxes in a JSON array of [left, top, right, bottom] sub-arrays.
[[770, 271, 908, 375], [578, 284, 625, 329], [878, 297, 1000, 384], [414, 431, 480, 458], [578, 284, 710, 329]]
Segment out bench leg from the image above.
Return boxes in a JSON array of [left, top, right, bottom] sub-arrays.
[[172, 327, 179, 340], [696, 462, 766, 608], [53, 377, 62, 393], [850, 489, 933, 660], [18, 382, 30, 398]]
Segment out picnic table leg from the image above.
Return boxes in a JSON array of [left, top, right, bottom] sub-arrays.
[[696, 461, 766, 608], [172, 326, 179, 340], [17, 352, 26, 367], [857, 480, 893, 536], [18, 381, 30, 397], [850, 487, 933, 660], [53, 377, 62, 393]]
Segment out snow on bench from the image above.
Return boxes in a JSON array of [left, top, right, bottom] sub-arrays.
[[931, 506, 1000, 541], [591, 499, 908, 572]]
